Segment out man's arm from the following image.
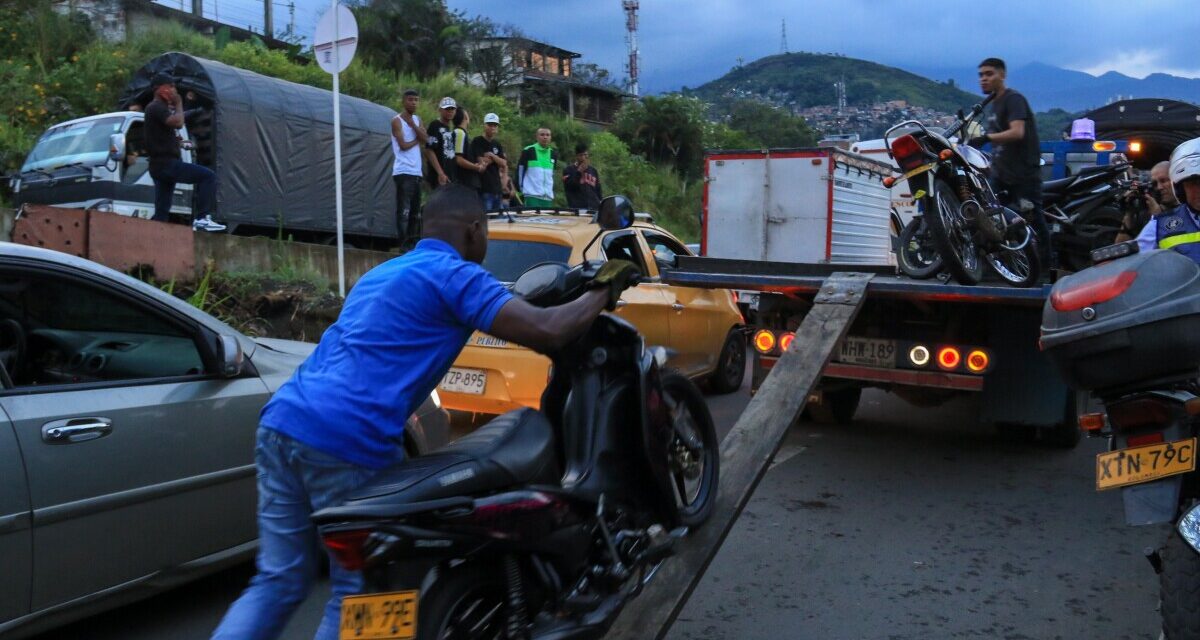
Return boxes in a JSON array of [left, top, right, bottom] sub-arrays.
[[517, 148, 530, 192], [404, 114, 429, 144], [563, 164, 581, 188], [489, 290, 608, 354], [986, 119, 1025, 145], [392, 118, 421, 151]]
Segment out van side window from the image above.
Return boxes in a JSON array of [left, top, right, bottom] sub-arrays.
[[0, 273, 205, 389]]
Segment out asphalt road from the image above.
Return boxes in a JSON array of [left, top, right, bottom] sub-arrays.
[[37, 379, 1164, 640]]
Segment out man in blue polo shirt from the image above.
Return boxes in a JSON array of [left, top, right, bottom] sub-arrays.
[[212, 185, 636, 640]]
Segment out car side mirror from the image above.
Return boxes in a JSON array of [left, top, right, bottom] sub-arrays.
[[217, 334, 244, 378], [108, 133, 126, 163]]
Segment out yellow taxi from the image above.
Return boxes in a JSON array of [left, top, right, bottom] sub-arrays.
[[438, 209, 746, 415]]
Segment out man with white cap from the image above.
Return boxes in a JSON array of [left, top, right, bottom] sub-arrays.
[[424, 96, 458, 189], [471, 112, 510, 210]]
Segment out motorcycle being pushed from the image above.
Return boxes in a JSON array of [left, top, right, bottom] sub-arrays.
[[1043, 242, 1200, 638], [312, 203, 720, 640], [884, 93, 1041, 287]]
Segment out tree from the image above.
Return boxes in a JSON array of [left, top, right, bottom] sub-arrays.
[[572, 62, 618, 89], [350, 0, 468, 79], [725, 100, 817, 148], [613, 95, 708, 179], [456, 18, 526, 95]]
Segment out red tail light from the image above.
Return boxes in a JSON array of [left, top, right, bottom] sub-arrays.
[[936, 346, 961, 370], [890, 135, 927, 171], [779, 332, 796, 352], [1050, 271, 1137, 312], [1128, 432, 1165, 447], [1107, 397, 1172, 431], [322, 529, 371, 571]]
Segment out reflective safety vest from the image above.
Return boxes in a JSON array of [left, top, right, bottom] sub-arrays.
[[1156, 204, 1200, 264]]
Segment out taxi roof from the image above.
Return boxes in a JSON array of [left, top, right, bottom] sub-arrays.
[[486, 208, 662, 247]]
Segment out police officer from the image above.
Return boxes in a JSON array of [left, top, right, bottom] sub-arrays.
[[1134, 137, 1200, 261]]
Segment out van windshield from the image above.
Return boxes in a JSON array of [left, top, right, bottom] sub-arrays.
[[22, 116, 127, 173], [482, 239, 572, 283]]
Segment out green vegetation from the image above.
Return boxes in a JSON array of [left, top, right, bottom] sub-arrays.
[[1036, 108, 1081, 143], [691, 52, 980, 113]]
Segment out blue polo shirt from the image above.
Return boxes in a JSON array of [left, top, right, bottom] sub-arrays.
[[261, 239, 513, 468]]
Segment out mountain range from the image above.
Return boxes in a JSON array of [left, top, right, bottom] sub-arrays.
[[905, 62, 1200, 112]]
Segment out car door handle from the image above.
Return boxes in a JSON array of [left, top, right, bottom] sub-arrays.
[[42, 417, 113, 444], [671, 303, 685, 311]]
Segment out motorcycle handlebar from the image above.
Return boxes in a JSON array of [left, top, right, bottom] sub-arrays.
[[945, 92, 997, 141]]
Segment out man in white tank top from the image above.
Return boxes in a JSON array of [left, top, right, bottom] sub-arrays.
[[392, 89, 427, 249]]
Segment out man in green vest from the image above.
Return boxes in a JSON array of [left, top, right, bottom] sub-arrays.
[[518, 127, 559, 208]]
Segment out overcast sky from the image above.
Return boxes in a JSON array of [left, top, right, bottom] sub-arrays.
[[444, 0, 1200, 93], [186, 0, 1200, 94]]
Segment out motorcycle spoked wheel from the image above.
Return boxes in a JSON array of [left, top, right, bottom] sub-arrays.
[[417, 563, 508, 640], [1160, 529, 1200, 640], [660, 370, 719, 527], [897, 217, 943, 279], [984, 223, 1042, 287], [923, 178, 985, 285]]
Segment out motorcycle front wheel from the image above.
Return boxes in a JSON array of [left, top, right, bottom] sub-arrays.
[[923, 178, 985, 285], [897, 217, 943, 279], [985, 234, 1042, 288], [661, 371, 719, 527], [417, 563, 507, 640]]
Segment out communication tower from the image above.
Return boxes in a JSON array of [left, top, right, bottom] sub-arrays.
[[623, 0, 640, 96], [780, 19, 788, 54]]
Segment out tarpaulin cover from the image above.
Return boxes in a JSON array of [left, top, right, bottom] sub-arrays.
[[119, 52, 397, 238], [1076, 99, 1200, 166]]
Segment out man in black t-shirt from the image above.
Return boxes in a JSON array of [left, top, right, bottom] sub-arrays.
[[144, 73, 223, 231], [563, 142, 602, 211], [424, 96, 458, 189], [470, 113, 510, 211], [969, 57, 1052, 267]]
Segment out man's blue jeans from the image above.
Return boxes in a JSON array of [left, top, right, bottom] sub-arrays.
[[482, 191, 504, 212], [150, 158, 215, 222], [212, 427, 395, 640]]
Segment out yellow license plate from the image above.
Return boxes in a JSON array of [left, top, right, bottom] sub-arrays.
[[901, 162, 936, 180], [339, 591, 418, 640], [1096, 438, 1197, 491]]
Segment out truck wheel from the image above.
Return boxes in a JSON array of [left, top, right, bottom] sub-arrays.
[[808, 387, 862, 425], [708, 329, 746, 394], [1161, 530, 1200, 640]]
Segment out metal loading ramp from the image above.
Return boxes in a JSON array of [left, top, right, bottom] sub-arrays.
[[607, 272, 872, 639]]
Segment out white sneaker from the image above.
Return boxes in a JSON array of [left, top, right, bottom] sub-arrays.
[[193, 215, 227, 232]]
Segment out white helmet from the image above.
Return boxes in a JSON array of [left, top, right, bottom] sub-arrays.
[[1170, 137, 1200, 186]]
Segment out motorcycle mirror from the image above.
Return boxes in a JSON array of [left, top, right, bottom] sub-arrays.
[[1177, 503, 1200, 554], [513, 262, 570, 306]]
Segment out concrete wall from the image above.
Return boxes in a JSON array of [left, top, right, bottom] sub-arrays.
[[195, 234, 394, 289]]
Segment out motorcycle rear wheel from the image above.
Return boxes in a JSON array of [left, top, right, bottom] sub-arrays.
[[417, 563, 508, 640], [897, 217, 943, 279], [923, 178, 984, 285], [1160, 529, 1200, 640], [661, 371, 719, 527], [985, 235, 1042, 288]]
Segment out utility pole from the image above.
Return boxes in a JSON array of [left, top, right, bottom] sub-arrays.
[[780, 18, 788, 54], [289, 1, 296, 38], [264, 0, 273, 37], [622, 0, 640, 97], [192, 0, 202, 18]]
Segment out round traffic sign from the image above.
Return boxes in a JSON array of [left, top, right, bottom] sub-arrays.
[[313, 3, 358, 74]]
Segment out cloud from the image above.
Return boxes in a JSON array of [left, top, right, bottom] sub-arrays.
[[1072, 49, 1200, 79]]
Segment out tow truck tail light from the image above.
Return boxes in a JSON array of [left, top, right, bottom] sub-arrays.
[[908, 345, 930, 367], [1050, 271, 1137, 311], [1092, 141, 1117, 152], [936, 346, 961, 370], [966, 350, 990, 373], [1129, 141, 1143, 153], [753, 330, 776, 354], [779, 332, 796, 352], [890, 135, 926, 171]]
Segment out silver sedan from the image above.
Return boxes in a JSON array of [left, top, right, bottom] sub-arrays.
[[0, 242, 449, 638]]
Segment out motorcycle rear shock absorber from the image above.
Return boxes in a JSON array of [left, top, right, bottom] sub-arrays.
[[504, 554, 530, 640]]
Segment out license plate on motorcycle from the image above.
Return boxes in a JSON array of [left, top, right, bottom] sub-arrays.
[[835, 337, 897, 368], [1096, 438, 1197, 491], [439, 367, 487, 395], [339, 591, 418, 640]]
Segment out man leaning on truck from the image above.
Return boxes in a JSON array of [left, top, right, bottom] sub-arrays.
[[144, 72, 224, 232]]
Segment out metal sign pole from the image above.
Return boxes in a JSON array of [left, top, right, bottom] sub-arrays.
[[331, 0, 346, 298]]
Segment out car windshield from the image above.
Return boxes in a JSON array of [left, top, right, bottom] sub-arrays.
[[22, 116, 127, 173], [482, 239, 572, 283]]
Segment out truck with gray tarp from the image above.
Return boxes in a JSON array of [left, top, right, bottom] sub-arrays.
[[10, 52, 398, 246]]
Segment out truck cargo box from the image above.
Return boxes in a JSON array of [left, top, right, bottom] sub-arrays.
[[1041, 249, 1200, 392], [703, 148, 895, 266]]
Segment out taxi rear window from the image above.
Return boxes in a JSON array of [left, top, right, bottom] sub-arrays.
[[482, 240, 572, 283]]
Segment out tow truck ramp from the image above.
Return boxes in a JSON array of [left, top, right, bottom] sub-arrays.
[[607, 272, 872, 639]]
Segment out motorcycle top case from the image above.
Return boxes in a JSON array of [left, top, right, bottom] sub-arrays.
[[1041, 249, 1200, 392]]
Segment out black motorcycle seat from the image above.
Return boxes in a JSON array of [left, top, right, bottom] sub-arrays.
[[340, 408, 560, 505], [1043, 176, 1075, 192]]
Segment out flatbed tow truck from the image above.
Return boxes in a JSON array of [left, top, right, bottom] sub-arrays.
[[662, 255, 1079, 446]]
